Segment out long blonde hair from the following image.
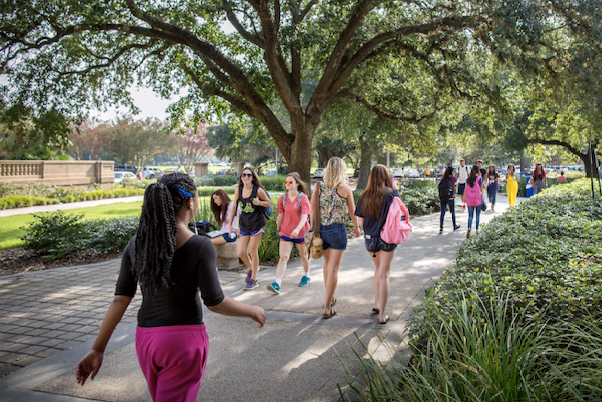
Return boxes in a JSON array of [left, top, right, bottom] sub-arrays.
[[323, 157, 348, 188]]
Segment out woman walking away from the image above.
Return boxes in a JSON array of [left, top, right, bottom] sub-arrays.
[[312, 157, 360, 319], [230, 167, 272, 290], [267, 173, 312, 294], [438, 166, 461, 234], [506, 164, 518, 207], [533, 163, 547, 195], [355, 165, 399, 325], [76, 173, 266, 402], [486, 165, 499, 211], [465, 165, 485, 238], [210, 189, 238, 245]]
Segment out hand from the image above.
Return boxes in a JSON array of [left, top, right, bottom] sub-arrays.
[[235, 228, 240, 236], [252, 197, 262, 206], [354, 226, 361, 237], [76, 349, 104, 385], [290, 229, 300, 238], [251, 306, 267, 328]]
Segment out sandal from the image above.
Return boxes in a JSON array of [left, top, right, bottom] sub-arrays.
[[330, 297, 337, 308], [379, 316, 390, 325], [322, 309, 337, 319], [371, 308, 380, 315]]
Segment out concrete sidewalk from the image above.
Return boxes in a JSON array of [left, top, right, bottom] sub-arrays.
[[0, 195, 519, 401]]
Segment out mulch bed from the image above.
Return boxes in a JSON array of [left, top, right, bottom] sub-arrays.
[[0, 248, 122, 277]]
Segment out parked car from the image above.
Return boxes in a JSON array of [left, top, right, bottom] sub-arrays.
[[114, 163, 137, 174], [265, 168, 277, 176], [142, 167, 164, 179], [313, 168, 324, 179], [215, 168, 234, 175], [354, 166, 360, 177], [406, 168, 420, 178], [390, 168, 405, 178], [114, 171, 136, 183]]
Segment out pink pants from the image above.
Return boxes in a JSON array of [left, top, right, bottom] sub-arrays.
[[135, 324, 209, 402]]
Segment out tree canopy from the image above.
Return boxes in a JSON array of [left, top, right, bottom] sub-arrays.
[[1, 0, 600, 181]]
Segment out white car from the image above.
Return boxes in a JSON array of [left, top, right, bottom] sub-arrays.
[[265, 169, 277, 176], [142, 167, 164, 179], [313, 168, 324, 179], [406, 169, 420, 178], [390, 169, 405, 178], [114, 171, 136, 183]]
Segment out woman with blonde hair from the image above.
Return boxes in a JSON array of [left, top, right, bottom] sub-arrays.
[[311, 157, 361, 319], [267, 172, 312, 294]]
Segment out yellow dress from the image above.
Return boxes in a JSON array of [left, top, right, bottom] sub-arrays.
[[507, 174, 518, 206]]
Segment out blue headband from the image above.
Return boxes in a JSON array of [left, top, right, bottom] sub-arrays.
[[174, 187, 194, 198]]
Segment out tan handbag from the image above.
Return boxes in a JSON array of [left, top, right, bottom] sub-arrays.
[[306, 184, 324, 259]]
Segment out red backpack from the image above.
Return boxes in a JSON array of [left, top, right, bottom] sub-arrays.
[[465, 177, 482, 207]]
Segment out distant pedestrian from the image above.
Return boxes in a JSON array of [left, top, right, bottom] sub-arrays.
[[76, 173, 265, 402], [355, 165, 400, 325], [486, 165, 499, 211], [465, 165, 484, 237], [230, 167, 272, 290], [456, 158, 469, 210], [267, 172, 312, 294], [312, 157, 360, 319], [175, 164, 181, 173], [533, 163, 547, 194], [557, 170, 567, 183], [506, 164, 518, 207], [137, 169, 143, 181], [438, 166, 461, 234], [210, 189, 238, 245]]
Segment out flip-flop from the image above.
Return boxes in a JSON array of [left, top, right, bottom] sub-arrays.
[[331, 297, 337, 308], [379, 316, 390, 325], [371, 308, 380, 315], [322, 309, 337, 319]]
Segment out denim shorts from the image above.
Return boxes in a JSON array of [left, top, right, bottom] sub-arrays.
[[319, 223, 347, 251], [220, 232, 237, 243], [364, 236, 397, 254]]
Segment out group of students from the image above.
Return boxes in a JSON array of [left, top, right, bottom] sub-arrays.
[[76, 157, 408, 402], [439, 159, 521, 237]]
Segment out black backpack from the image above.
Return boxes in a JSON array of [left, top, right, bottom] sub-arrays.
[[189, 220, 218, 235], [438, 178, 454, 200]]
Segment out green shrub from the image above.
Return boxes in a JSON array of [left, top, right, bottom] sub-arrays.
[[86, 217, 140, 251], [0, 195, 57, 209], [353, 184, 440, 217], [194, 176, 215, 187], [197, 186, 236, 197], [259, 175, 287, 192], [212, 175, 238, 186]]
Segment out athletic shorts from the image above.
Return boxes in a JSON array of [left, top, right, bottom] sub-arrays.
[[240, 227, 265, 237], [320, 223, 347, 251], [457, 183, 466, 195], [280, 235, 305, 244]]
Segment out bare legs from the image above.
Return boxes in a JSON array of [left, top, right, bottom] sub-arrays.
[[210, 236, 227, 246], [369, 249, 397, 323], [237, 234, 263, 280], [322, 248, 345, 315], [274, 241, 311, 283]]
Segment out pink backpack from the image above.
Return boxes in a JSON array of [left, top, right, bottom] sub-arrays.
[[465, 177, 482, 207], [381, 197, 412, 245]]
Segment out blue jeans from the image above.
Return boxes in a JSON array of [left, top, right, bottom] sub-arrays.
[[487, 185, 498, 205], [439, 199, 457, 230], [319, 223, 347, 250], [468, 204, 481, 230]]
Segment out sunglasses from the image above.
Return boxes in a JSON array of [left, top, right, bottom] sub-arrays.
[[241, 173, 253, 178], [284, 180, 293, 184]]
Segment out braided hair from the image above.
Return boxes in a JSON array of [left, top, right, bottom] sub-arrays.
[[133, 173, 197, 295]]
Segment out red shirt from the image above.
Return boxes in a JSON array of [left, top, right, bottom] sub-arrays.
[[277, 193, 311, 239]]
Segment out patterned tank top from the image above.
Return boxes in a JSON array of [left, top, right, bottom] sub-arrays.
[[319, 182, 349, 226]]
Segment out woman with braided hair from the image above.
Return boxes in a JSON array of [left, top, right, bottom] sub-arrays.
[[76, 173, 266, 401]]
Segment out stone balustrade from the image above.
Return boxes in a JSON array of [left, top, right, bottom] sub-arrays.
[[0, 160, 115, 187]]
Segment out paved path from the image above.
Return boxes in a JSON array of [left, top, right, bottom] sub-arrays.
[[0, 195, 521, 401]]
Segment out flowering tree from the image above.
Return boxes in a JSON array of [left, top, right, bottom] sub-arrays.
[[69, 119, 112, 160], [175, 121, 210, 173]]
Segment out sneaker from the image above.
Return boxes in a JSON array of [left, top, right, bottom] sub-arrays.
[[439, 229, 443, 234], [461, 205, 466, 210], [244, 279, 258, 290], [267, 282, 281, 294], [245, 270, 252, 282], [298, 276, 311, 287], [454, 225, 461, 231], [466, 229, 471, 238]]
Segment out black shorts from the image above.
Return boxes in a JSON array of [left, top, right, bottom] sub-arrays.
[[457, 183, 466, 196]]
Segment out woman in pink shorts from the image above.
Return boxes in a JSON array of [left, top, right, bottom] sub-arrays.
[[76, 173, 266, 402]]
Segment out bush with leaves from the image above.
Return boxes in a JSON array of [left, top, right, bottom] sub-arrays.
[[212, 174, 238, 186], [194, 176, 215, 187]]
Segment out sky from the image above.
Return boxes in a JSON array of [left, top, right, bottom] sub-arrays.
[[92, 86, 174, 121]]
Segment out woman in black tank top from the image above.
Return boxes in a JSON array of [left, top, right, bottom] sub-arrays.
[[230, 167, 271, 290]]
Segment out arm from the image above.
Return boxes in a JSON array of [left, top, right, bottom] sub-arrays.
[[253, 188, 271, 207], [342, 185, 361, 237], [311, 183, 320, 229], [207, 296, 266, 328], [76, 295, 132, 385], [290, 214, 308, 239], [276, 212, 284, 232], [230, 187, 239, 234]]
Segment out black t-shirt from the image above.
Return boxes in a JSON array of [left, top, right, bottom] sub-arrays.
[[355, 189, 400, 237], [238, 185, 266, 232], [115, 235, 225, 327]]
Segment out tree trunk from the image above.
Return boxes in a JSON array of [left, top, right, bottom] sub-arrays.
[[582, 144, 599, 179], [287, 122, 314, 184], [316, 144, 331, 168], [357, 133, 372, 190]]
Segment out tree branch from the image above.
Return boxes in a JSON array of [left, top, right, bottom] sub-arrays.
[[527, 138, 585, 157], [221, 0, 266, 48]]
